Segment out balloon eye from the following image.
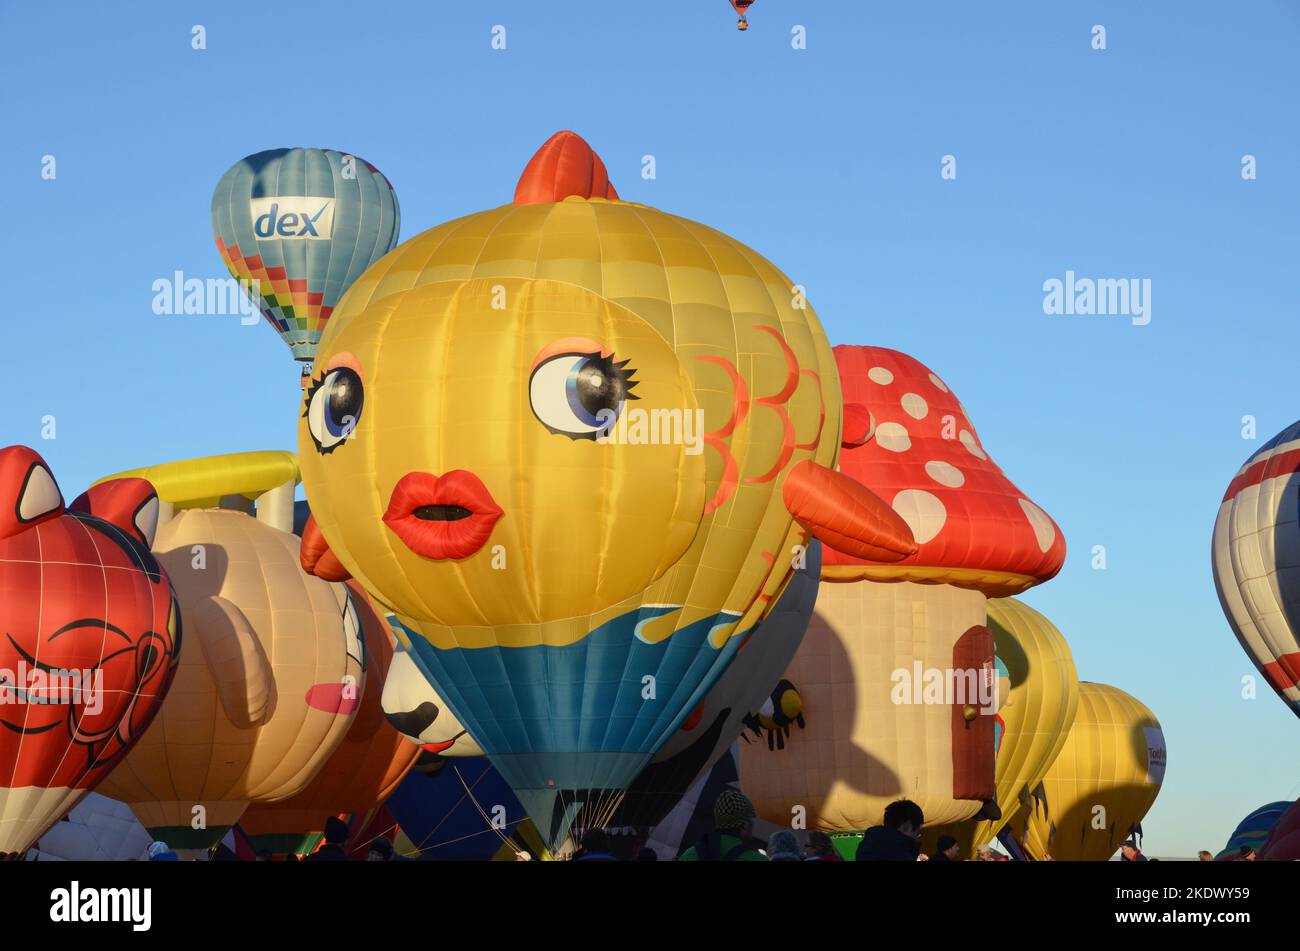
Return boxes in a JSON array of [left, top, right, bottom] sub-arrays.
[[306, 367, 364, 453], [529, 352, 638, 440]]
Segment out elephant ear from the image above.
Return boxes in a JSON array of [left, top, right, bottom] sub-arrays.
[[194, 595, 274, 728]]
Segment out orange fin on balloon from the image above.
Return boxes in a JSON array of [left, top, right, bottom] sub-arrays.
[[301, 514, 351, 581], [514, 131, 619, 205], [783, 460, 916, 562]]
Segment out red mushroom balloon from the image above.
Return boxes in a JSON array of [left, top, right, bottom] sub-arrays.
[[0, 447, 179, 856], [742, 347, 1066, 831]]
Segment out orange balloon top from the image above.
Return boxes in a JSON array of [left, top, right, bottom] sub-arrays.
[[513, 130, 619, 205], [824, 346, 1065, 595]]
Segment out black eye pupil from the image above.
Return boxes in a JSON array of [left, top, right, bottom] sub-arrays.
[[576, 359, 622, 416], [327, 369, 363, 427]]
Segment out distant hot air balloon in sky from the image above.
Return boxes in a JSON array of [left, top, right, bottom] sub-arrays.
[[295, 130, 914, 847], [1022, 682, 1166, 861], [211, 148, 400, 369], [0, 447, 178, 856], [1212, 419, 1300, 720], [729, 0, 754, 30]]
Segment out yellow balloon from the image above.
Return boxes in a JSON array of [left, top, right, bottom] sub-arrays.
[[1019, 682, 1166, 861], [97, 454, 364, 853], [923, 597, 1079, 857], [291, 132, 917, 840]]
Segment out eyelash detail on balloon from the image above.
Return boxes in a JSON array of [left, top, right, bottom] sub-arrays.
[[528, 351, 641, 440]]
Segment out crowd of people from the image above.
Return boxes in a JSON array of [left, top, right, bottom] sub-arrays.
[[142, 790, 1244, 862]]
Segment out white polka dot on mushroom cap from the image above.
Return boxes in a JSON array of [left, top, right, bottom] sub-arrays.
[[1018, 499, 1056, 552], [928, 373, 949, 393], [868, 367, 894, 385], [959, 429, 987, 461], [892, 489, 947, 544], [874, 421, 911, 453], [901, 393, 929, 420], [925, 460, 965, 487]]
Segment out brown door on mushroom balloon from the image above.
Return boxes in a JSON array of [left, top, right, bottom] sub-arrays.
[[951, 624, 995, 801]]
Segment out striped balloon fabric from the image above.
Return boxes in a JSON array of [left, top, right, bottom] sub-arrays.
[[1212, 419, 1300, 719], [211, 148, 400, 363]]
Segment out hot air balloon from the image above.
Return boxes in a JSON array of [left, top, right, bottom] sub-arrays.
[[238, 582, 419, 857], [1212, 419, 1300, 720], [381, 642, 483, 758], [295, 130, 915, 847], [729, 1, 754, 30], [742, 346, 1065, 832], [1216, 801, 1290, 860], [26, 793, 152, 862], [923, 597, 1079, 857], [95, 453, 364, 854], [382, 757, 544, 860], [211, 148, 400, 372], [1022, 683, 1166, 861], [1261, 799, 1300, 860], [608, 543, 822, 832], [0, 447, 179, 856]]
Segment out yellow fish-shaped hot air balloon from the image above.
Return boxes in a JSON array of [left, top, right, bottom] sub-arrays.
[[296, 131, 915, 844]]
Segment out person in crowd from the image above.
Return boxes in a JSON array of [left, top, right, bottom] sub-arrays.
[[975, 847, 995, 862], [1239, 846, 1258, 861], [1119, 839, 1148, 862], [855, 799, 924, 861], [677, 789, 768, 861], [367, 838, 396, 861], [303, 816, 350, 861], [804, 831, 843, 861], [767, 830, 802, 861], [1197, 850, 1214, 861], [931, 834, 961, 861], [147, 840, 178, 862], [574, 829, 617, 861]]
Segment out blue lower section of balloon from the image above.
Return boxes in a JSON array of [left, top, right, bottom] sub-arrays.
[[394, 605, 747, 806]]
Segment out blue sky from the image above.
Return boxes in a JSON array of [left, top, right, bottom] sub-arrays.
[[3, 1, 1298, 856]]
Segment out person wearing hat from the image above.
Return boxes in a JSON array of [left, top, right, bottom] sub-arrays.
[[677, 789, 768, 861], [931, 834, 961, 861], [304, 816, 351, 862], [147, 840, 178, 862]]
